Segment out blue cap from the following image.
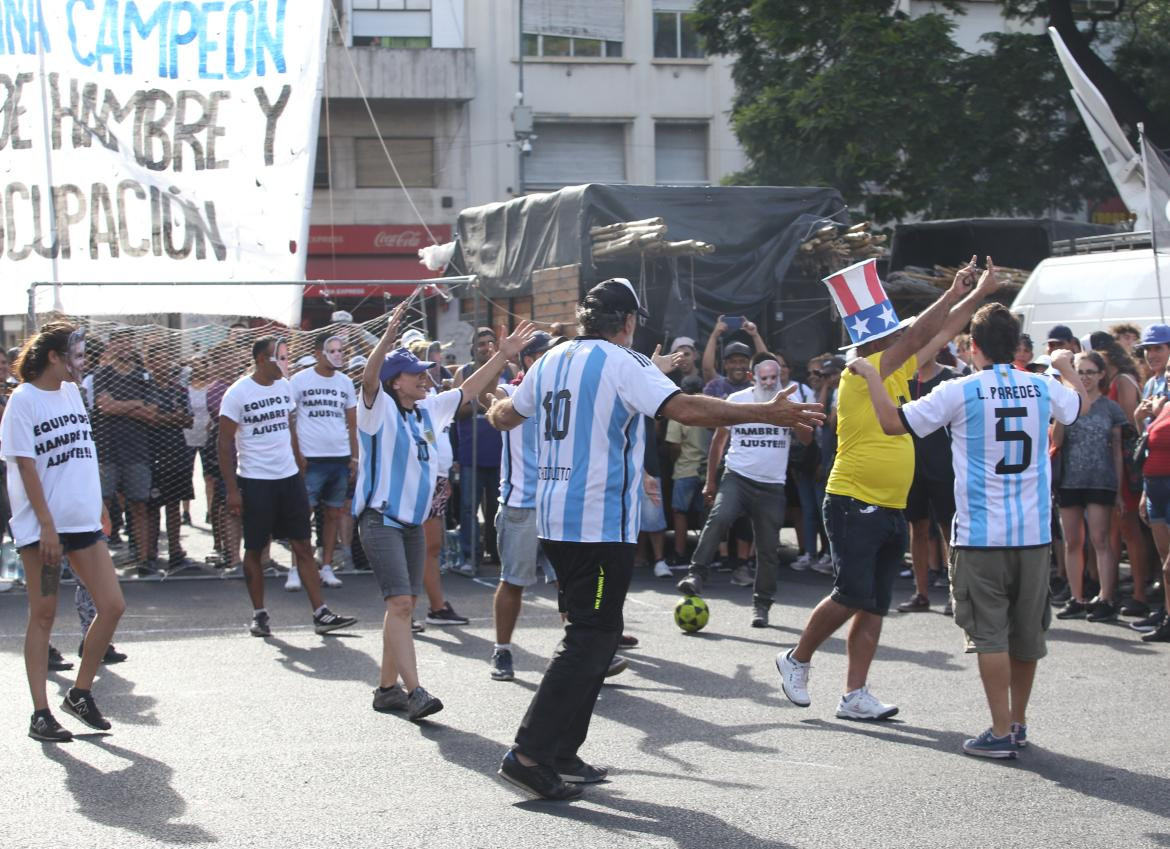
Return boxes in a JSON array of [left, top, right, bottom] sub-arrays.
[[379, 347, 432, 382], [520, 331, 552, 361], [1137, 324, 1170, 348]]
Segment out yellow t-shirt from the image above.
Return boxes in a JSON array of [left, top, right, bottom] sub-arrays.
[[826, 352, 917, 509]]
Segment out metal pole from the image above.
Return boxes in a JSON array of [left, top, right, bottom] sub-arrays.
[[517, 0, 525, 195], [469, 284, 481, 571], [1140, 122, 1167, 323]]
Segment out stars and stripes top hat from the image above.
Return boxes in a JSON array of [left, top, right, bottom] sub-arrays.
[[822, 258, 901, 351]]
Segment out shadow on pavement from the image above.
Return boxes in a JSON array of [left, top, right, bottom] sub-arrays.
[[90, 666, 159, 727], [796, 718, 1170, 820], [267, 635, 381, 684], [40, 739, 216, 844], [1046, 625, 1156, 656]]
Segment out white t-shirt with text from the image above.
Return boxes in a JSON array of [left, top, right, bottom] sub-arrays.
[[290, 368, 356, 458], [219, 376, 298, 480], [722, 387, 790, 485]]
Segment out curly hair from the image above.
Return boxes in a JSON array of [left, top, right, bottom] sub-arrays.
[[1094, 333, 1139, 382], [575, 297, 630, 338]]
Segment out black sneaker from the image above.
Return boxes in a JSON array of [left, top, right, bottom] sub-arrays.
[[313, 607, 357, 635], [77, 641, 129, 664], [676, 572, 704, 595], [29, 711, 73, 742], [490, 649, 515, 681], [498, 750, 582, 801], [605, 656, 627, 678], [48, 645, 73, 672], [1118, 598, 1150, 618], [425, 601, 469, 626], [750, 605, 769, 628], [406, 686, 444, 721], [1086, 599, 1118, 623], [1049, 582, 1072, 606], [618, 634, 639, 648], [1141, 618, 1170, 642], [1056, 599, 1090, 619], [61, 688, 111, 731], [555, 756, 609, 784], [411, 619, 426, 633], [1130, 608, 1166, 633], [250, 611, 272, 637]]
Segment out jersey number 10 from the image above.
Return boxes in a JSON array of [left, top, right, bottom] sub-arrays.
[[993, 407, 1032, 475], [542, 390, 572, 441]]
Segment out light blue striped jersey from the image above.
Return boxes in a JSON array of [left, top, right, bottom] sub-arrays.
[[353, 387, 463, 526], [498, 383, 540, 509], [511, 338, 681, 543], [900, 364, 1080, 548]]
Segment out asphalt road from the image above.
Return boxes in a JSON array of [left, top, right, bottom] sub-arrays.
[[1, 533, 1168, 849]]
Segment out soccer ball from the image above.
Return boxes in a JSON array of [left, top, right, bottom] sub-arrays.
[[674, 596, 709, 633]]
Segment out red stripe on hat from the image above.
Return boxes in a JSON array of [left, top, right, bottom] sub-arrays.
[[862, 261, 885, 305], [827, 273, 861, 315]]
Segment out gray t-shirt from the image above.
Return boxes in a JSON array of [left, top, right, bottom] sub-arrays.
[[1061, 396, 1126, 491]]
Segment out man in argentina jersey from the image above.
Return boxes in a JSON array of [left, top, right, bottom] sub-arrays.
[[489, 332, 557, 682], [851, 303, 1086, 759], [487, 278, 826, 800]]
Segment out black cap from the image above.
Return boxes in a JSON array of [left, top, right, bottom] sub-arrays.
[[584, 277, 649, 320], [1088, 330, 1112, 351], [1047, 324, 1075, 343], [723, 342, 752, 359], [520, 331, 552, 360]]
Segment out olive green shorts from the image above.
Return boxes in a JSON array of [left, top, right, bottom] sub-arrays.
[[950, 546, 1052, 661]]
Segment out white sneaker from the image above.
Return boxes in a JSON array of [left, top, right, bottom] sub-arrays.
[[652, 560, 672, 578], [835, 686, 898, 720], [319, 564, 343, 588], [811, 554, 834, 575], [284, 569, 302, 592], [790, 554, 813, 571], [775, 649, 811, 707]]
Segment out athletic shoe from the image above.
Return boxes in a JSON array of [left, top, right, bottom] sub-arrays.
[[1142, 618, 1170, 642], [1118, 598, 1149, 618], [618, 634, 639, 648], [406, 686, 443, 721], [1086, 598, 1118, 623], [249, 611, 272, 637], [897, 593, 930, 613], [1049, 582, 1072, 606], [313, 607, 357, 635], [319, 564, 343, 588], [284, 569, 302, 592], [425, 601, 469, 626], [605, 656, 628, 678], [61, 688, 111, 731], [750, 605, 769, 628], [811, 555, 835, 576], [29, 712, 73, 743], [730, 564, 755, 587], [411, 619, 425, 633], [775, 649, 811, 707], [943, 600, 953, 617], [372, 684, 409, 712], [556, 757, 609, 784], [652, 560, 672, 578], [931, 569, 950, 589], [899, 567, 913, 579], [450, 562, 477, 578], [1056, 599, 1090, 619], [100, 644, 128, 664], [790, 554, 813, 572], [182, 509, 192, 526], [676, 572, 704, 595], [1130, 608, 1166, 633], [220, 562, 243, 579], [835, 686, 898, 721], [48, 645, 73, 672], [962, 728, 1017, 759], [498, 750, 582, 801], [1011, 722, 1028, 748], [490, 649, 515, 681]]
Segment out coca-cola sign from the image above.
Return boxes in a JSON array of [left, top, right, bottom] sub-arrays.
[[308, 224, 451, 256]]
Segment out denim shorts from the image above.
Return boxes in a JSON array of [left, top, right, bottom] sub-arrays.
[[496, 505, 549, 588], [671, 476, 705, 515], [304, 458, 349, 508], [358, 508, 425, 598], [640, 476, 667, 533], [823, 493, 908, 616], [1145, 475, 1170, 525], [19, 530, 106, 554]]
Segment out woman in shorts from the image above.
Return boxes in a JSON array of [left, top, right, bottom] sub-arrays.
[[1054, 351, 1127, 622], [1135, 388, 1170, 641], [3, 323, 125, 742], [356, 305, 533, 721]]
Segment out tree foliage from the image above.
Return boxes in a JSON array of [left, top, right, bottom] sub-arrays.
[[693, 0, 1161, 222]]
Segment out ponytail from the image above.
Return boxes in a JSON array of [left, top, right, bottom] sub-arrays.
[[14, 321, 74, 383]]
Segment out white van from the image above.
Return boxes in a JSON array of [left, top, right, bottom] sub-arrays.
[[1011, 245, 1170, 341]]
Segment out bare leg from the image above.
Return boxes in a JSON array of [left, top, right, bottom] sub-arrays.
[[1060, 506, 1087, 601], [421, 516, 445, 612], [844, 611, 883, 693], [290, 539, 325, 610], [1008, 657, 1037, 727], [1086, 503, 1116, 600], [910, 518, 931, 597], [792, 596, 856, 663], [976, 652, 1012, 737], [494, 581, 524, 645], [69, 543, 125, 691], [1118, 509, 1148, 602], [165, 502, 183, 558], [649, 531, 665, 562], [23, 553, 58, 712], [382, 595, 420, 691], [129, 501, 149, 561], [242, 549, 266, 609], [322, 506, 339, 567]]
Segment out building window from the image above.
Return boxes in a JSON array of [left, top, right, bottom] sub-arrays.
[[350, 0, 431, 45], [352, 36, 432, 47], [314, 137, 332, 189], [524, 122, 626, 191], [354, 138, 435, 188], [522, 33, 623, 58], [655, 123, 708, 186], [352, 0, 431, 9], [652, 9, 705, 59]]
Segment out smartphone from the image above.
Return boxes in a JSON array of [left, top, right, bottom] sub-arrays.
[[724, 315, 745, 331]]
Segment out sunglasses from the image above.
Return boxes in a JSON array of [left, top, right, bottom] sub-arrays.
[[1076, 369, 1100, 376]]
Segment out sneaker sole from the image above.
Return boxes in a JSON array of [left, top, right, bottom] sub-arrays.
[[60, 699, 111, 731], [836, 706, 899, 721], [604, 658, 628, 678], [558, 770, 608, 784], [962, 745, 1017, 759], [425, 618, 469, 626], [490, 671, 515, 681], [250, 628, 271, 637], [497, 768, 583, 801], [774, 655, 811, 707], [408, 699, 444, 722], [29, 729, 73, 743], [372, 702, 409, 713], [315, 619, 357, 635], [284, 585, 301, 592]]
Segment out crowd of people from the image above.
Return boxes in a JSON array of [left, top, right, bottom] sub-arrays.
[[3, 267, 1168, 794]]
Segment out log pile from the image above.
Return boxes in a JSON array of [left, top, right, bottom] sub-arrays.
[[886, 263, 1029, 295], [590, 218, 716, 260], [796, 222, 888, 275]]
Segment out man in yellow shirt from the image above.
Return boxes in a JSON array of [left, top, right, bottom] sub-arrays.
[[776, 258, 1002, 720]]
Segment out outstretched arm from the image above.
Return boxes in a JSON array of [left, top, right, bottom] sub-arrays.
[[663, 384, 825, 435], [879, 257, 980, 379], [361, 300, 409, 407]]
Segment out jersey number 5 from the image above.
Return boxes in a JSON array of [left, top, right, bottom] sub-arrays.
[[993, 407, 1031, 475], [542, 390, 571, 441]]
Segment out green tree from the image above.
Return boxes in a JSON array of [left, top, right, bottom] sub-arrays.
[[693, 0, 1157, 221]]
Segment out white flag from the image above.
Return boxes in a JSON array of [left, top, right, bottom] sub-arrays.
[[1142, 135, 1170, 257]]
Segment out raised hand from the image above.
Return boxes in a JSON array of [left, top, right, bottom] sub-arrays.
[[651, 344, 684, 374], [763, 383, 825, 435], [974, 256, 1002, 296], [497, 320, 538, 362], [950, 255, 979, 296]]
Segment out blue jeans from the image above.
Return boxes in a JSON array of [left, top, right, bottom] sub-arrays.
[[790, 467, 821, 557], [460, 466, 500, 563]]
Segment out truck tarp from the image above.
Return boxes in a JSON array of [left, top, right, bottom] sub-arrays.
[[889, 218, 1115, 273]]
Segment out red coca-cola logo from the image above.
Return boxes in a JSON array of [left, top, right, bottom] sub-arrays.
[[373, 230, 424, 249]]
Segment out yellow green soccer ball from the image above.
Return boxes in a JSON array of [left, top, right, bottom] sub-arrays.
[[674, 595, 710, 633]]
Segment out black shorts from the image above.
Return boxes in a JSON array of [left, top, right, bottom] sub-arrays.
[[904, 475, 956, 524], [239, 473, 312, 552], [19, 530, 106, 554], [1056, 487, 1115, 508], [824, 494, 908, 616]]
